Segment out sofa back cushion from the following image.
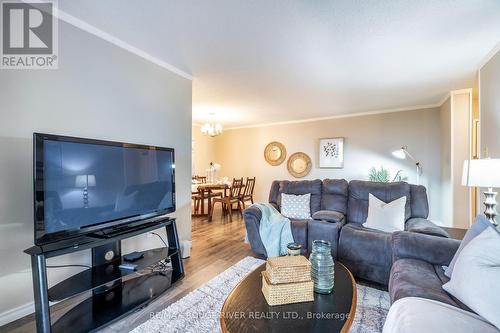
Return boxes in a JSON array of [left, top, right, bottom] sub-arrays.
[[409, 184, 429, 219], [347, 180, 411, 224], [269, 179, 322, 214], [269, 180, 281, 207], [321, 179, 348, 214]]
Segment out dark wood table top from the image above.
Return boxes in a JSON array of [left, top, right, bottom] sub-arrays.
[[220, 261, 356, 333]]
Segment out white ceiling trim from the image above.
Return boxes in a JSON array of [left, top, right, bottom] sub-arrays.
[[35, 1, 193, 80], [225, 103, 443, 130], [477, 41, 500, 71], [437, 93, 451, 107]]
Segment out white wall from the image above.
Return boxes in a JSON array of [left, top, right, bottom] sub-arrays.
[[213, 108, 442, 222], [0, 21, 192, 324]]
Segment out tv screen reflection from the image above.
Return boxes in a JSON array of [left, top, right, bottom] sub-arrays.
[[43, 140, 174, 233]]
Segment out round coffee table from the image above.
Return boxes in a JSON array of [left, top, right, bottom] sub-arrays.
[[220, 260, 356, 333]]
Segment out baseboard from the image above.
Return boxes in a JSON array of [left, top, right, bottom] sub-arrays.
[[0, 302, 34, 327], [180, 240, 192, 259]]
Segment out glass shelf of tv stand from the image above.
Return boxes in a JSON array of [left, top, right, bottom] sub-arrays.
[[51, 268, 183, 333], [48, 246, 178, 302]]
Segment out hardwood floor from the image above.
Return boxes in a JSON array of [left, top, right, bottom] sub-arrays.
[[1, 208, 254, 333]]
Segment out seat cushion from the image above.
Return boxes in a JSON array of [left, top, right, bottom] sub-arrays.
[[389, 258, 460, 308], [338, 223, 393, 285]]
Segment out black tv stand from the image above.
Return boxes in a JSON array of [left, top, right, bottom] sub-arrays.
[[24, 216, 184, 333]]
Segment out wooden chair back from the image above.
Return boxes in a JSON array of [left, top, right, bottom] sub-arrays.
[[243, 177, 256, 197], [197, 176, 207, 183], [230, 178, 244, 198]]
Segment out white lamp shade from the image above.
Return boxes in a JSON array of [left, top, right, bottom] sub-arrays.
[[87, 175, 96, 187], [75, 174, 96, 187], [462, 159, 500, 188]]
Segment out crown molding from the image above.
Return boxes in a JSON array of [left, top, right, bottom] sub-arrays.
[[437, 93, 451, 107], [477, 41, 500, 71], [224, 103, 441, 130]]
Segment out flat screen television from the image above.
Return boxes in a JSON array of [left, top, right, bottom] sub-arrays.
[[34, 133, 176, 245]]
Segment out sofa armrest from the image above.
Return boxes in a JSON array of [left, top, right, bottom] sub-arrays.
[[406, 218, 450, 238], [243, 207, 267, 257], [312, 210, 345, 223], [392, 231, 460, 266], [269, 202, 280, 212]]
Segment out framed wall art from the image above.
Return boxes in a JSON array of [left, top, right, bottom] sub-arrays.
[[319, 137, 344, 168]]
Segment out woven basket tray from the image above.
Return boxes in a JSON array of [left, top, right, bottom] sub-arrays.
[[265, 255, 311, 284], [261, 271, 314, 306]]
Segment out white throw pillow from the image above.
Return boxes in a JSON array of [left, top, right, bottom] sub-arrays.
[[363, 193, 406, 233], [281, 193, 311, 219], [442, 227, 500, 330]]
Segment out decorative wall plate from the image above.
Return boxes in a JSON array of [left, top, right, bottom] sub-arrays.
[[264, 141, 287, 166], [287, 152, 312, 178]]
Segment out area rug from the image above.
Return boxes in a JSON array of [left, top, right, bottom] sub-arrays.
[[131, 256, 390, 333]]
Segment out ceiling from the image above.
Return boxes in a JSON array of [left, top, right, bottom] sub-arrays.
[[59, 1, 500, 127]]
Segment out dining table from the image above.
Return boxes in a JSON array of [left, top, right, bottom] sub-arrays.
[[192, 182, 231, 217]]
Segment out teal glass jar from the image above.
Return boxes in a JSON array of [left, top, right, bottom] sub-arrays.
[[309, 240, 335, 294]]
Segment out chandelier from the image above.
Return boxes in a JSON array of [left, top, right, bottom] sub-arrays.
[[201, 112, 223, 137]]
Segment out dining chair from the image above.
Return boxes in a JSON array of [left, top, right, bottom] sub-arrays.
[[239, 177, 256, 209], [192, 185, 222, 216], [209, 178, 244, 222], [192, 175, 218, 215]]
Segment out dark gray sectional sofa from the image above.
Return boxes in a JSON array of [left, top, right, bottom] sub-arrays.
[[243, 179, 450, 285], [390, 231, 467, 309]]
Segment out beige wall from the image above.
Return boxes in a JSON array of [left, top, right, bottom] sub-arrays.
[[440, 97, 452, 225], [451, 91, 472, 228], [478, 48, 500, 221], [480, 48, 500, 159], [0, 21, 192, 324], [213, 108, 443, 222], [192, 125, 217, 177]]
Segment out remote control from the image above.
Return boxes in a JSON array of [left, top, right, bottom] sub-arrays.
[[119, 263, 138, 271], [124, 251, 144, 262]]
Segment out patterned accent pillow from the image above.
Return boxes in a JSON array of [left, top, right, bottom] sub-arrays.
[[281, 193, 311, 219]]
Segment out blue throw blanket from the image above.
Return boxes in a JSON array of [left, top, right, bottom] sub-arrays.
[[251, 203, 294, 257]]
